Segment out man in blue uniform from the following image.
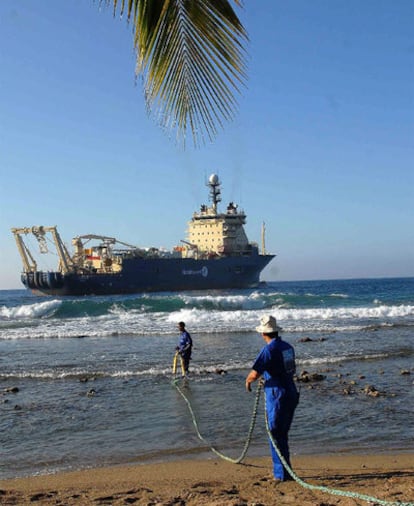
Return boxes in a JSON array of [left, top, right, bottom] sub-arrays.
[[176, 321, 193, 374], [245, 315, 299, 482]]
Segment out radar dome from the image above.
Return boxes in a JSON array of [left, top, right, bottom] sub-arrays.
[[209, 174, 219, 184]]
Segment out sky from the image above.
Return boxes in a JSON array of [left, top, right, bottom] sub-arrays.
[[0, 1, 413, 289]]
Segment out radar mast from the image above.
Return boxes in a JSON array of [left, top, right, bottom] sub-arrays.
[[208, 174, 221, 214]]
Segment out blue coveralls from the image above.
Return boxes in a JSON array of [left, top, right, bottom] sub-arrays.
[[252, 337, 299, 480], [178, 330, 193, 373]]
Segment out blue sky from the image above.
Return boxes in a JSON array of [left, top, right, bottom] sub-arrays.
[[0, 0, 413, 289]]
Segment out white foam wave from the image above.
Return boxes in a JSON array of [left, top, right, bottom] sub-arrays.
[[0, 369, 170, 380], [278, 305, 414, 320], [0, 300, 62, 320], [108, 303, 145, 315], [163, 304, 414, 332], [276, 304, 414, 321], [1, 351, 391, 380], [299, 352, 390, 366], [1, 303, 413, 340], [180, 293, 268, 310]]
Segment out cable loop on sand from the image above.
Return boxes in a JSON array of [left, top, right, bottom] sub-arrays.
[[173, 378, 413, 506]]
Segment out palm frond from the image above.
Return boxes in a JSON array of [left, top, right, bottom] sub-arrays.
[[106, 0, 248, 147]]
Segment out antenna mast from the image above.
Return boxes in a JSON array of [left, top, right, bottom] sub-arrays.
[[261, 222, 267, 255], [208, 174, 221, 214]]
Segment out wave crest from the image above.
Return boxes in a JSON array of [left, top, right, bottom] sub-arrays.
[[0, 300, 61, 320]]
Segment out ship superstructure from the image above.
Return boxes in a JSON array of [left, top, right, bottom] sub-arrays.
[[186, 174, 250, 257], [12, 174, 274, 296]]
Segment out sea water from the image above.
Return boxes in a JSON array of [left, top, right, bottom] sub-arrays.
[[0, 278, 413, 479]]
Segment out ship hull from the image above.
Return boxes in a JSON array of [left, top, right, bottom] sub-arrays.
[[21, 254, 274, 296]]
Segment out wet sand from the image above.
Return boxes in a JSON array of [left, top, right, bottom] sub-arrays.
[[0, 453, 413, 505]]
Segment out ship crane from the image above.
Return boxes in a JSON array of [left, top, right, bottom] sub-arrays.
[[12, 226, 74, 274], [75, 234, 138, 250]]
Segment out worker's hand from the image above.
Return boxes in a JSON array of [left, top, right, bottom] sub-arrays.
[[245, 380, 252, 392]]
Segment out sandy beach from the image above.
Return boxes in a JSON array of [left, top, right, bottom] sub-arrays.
[[0, 453, 413, 506]]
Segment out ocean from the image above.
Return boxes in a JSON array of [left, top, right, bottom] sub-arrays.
[[0, 278, 413, 480]]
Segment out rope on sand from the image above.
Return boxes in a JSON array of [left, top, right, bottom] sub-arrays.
[[173, 377, 414, 506]]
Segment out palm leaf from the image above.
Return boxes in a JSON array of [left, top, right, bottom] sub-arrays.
[[102, 0, 248, 147]]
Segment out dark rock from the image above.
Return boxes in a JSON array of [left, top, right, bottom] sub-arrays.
[[297, 371, 326, 382], [363, 385, 380, 397], [221, 485, 238, 495], [4, 386, 19, 393]]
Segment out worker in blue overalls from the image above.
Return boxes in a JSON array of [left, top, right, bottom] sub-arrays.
[[176, 321, 193, 374], [245, 315, 299, 482]]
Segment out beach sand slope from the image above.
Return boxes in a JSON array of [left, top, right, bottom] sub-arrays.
[[0, 454, 413, 506]]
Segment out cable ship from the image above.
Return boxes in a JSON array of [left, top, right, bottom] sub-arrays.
[[12, 175, 274, 296]]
